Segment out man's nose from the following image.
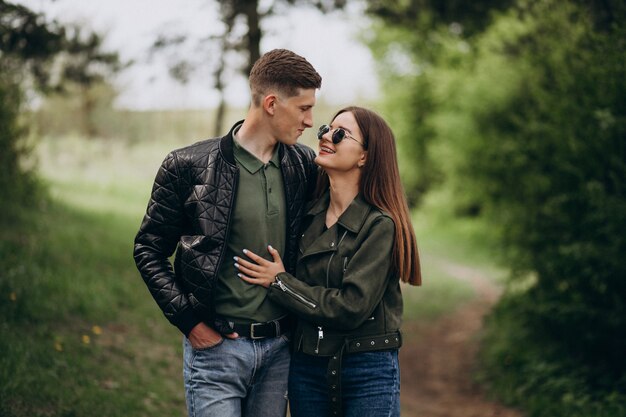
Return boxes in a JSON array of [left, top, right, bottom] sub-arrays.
[[303, 110, 313, 128]]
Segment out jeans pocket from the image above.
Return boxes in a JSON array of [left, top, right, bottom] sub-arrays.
[[192, 337, 225, 352]]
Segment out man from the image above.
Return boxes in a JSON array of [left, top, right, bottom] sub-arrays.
[[133, 49, 321, 417]]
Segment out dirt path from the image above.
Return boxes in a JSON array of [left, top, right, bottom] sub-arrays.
[[400, 263, 523, 417]]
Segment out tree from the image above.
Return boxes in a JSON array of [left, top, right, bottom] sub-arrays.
[[367, 0, 626, 413], [462, 0, 626, 376], [363, 0, 517, 206], [151, 0, 347, 135], [54, 26, 124, 138], [0, 1, 123, 210], [0, 1, 65, 86], [0, 1, 65, 208]]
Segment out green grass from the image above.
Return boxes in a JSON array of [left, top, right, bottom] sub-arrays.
[[0, 136, 188, 416], [0, 198, 187, 416], [0, 133, 502, 415]]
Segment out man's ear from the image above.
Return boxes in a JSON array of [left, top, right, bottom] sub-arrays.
[[263, 94, 278, 115]]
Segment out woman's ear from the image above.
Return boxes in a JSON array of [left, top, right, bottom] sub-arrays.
[[358, 151, 367, 168]]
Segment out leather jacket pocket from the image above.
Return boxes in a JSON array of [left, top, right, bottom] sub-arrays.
[[179, 235, 218, 287], [180, 235, 213, 251]]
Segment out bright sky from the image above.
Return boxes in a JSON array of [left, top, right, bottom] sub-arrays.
[[17, 0, 380, 110]]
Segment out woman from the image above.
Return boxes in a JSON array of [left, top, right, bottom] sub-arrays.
[[234, 106, 421, 417]]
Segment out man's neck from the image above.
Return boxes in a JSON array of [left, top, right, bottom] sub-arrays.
[[235, 118, 277, 164]]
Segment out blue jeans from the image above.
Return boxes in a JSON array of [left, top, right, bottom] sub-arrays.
[[183, 335, 290, 417], [288, 350, 400, 417]]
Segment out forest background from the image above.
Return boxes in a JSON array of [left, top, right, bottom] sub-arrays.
[[1, 1, 624, 416]]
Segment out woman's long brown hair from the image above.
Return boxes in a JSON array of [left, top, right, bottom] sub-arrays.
[[315, 106, 422, 285]]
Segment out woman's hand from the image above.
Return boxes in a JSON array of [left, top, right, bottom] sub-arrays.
[[235, 245, 285, 288]]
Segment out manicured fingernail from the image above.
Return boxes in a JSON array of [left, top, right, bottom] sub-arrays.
[[243, 249, 248, 254], [234, 263, 239, 268], [237, 273, 242, 277], [268, 245, 274, 250], [233, 256, 238, 261]]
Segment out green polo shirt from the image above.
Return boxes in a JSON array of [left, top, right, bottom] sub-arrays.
[[214, 136, 287, 324]]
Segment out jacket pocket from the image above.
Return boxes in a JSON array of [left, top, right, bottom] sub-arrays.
[[180, 235, 214, 251], [179, 236, 219, 294]]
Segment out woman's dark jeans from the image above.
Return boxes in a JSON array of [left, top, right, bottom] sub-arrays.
[[288, 350, 400, 417]]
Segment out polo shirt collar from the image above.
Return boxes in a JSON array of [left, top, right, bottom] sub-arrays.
[[232, 133, 280, 174]]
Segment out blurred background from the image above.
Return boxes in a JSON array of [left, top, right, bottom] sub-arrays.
[[1, 1, 624, 416]]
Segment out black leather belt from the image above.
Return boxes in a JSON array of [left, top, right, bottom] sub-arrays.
[[231, 315, 293, 339]]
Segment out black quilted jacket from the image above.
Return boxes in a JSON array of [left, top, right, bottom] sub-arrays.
[[133, 121, 318, 336]]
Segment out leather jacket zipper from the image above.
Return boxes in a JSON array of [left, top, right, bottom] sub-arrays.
[[274, 277, 317, 309], [326, 230, 348, 287], [315, 325, 324, 354], [214, 168, 239, 300]]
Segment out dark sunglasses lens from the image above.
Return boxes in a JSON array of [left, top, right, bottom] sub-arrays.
[[332, 128, 345, 144], [317, 125, 330, 140]]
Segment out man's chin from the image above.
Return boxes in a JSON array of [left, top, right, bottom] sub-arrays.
[[281, 137, 299, 146]]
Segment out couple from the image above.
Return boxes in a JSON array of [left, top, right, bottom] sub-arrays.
[[134, 49, 421, 417]]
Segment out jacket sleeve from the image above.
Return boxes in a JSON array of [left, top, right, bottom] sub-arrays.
[[133, 152, 200, 336], [268, 216, 395, 331]]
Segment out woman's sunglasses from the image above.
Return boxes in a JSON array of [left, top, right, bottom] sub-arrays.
[[317, 125, 365, 147]]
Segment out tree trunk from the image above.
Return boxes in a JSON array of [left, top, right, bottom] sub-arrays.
[[213, 49, 226, 136], [241, 0, 261, 76]]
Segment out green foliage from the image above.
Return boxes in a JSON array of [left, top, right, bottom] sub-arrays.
[[0, 1, 123, 214], [0, 1, 65, 88], [382, 69, 441, 206], [480, 294, 626, 417], [366, 0, 516, 36], [367, 0, 626, 414], [365, 22, 444, 206], [0, 1, 59, 212], [0, 73, 40, 214], [452, 0, 626, 379]]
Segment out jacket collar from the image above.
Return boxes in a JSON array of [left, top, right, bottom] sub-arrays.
[[306, 190, 372, 233]]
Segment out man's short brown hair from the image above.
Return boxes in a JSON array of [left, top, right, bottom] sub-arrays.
[[249, 49, 322, 106]]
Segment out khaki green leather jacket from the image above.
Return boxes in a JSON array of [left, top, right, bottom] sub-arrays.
[[268, 191, 403, 356]]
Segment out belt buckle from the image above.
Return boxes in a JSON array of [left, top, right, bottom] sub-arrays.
[[250, 322, 264, 339]]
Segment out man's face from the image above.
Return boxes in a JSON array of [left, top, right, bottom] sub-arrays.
[[272, 88, 316, 145]]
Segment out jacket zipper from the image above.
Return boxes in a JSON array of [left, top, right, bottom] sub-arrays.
[[317, 230, 347, 353], [211, 167, 239, 313], [315, 326, 324, 354], [326, 230, 348, 287], [275, 277, 317, 309]]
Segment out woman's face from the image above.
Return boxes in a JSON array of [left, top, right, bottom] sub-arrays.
[[314, 111, 367, 174]]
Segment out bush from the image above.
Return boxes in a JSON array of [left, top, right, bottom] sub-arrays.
[[454, 1, 626, 412], [480, 294, 626, 417], [367, 0, 626, 414]]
